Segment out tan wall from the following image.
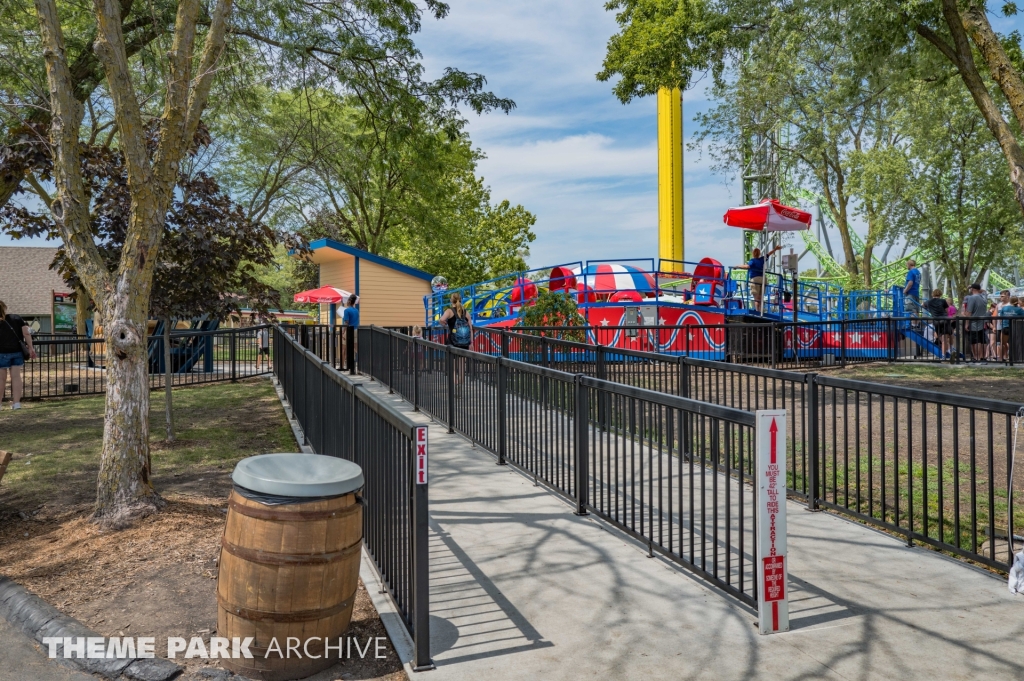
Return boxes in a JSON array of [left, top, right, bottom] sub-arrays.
[[317, 257, 357, 324], [358, 260, 430, 328]]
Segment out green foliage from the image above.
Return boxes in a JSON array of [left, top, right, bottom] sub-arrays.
[[598, 0, 739, 103], [518, 289, 586, 339], [0, 131, 283, 321], [221, 88, 535, 287]]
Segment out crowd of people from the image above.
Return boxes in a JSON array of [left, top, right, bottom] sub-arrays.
[[906, 260, 1024, 363]]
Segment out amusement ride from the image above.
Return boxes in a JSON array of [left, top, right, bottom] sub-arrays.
[[424, 89, 1019, 362]]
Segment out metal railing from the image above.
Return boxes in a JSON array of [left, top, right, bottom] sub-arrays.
[[281, 324, 358, 374], [458, 327, 1024, 573], [471, 316, 1024, 368], [18, 325, 273, 400], [273, 326, 431, 670], [361, 327, 763, 607]]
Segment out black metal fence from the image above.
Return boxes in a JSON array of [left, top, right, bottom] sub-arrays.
[[17, 325, 273, 400], [281, 324, 358, 374], [473, 316, 1024, 368], [361, 327, 762, 607], [457, 328, 1024, 573], [273, 326, 431, 670]]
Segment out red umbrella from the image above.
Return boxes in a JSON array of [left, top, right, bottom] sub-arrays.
[[293, 286, 354, 304], [723, 199, 811, 231]]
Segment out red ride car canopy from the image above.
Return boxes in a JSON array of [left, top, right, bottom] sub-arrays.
[[723, 199, 812, 232]]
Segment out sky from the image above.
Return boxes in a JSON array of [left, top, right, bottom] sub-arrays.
[[415, 0, 739, 270]]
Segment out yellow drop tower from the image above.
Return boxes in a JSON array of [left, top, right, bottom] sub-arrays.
[[657, 87, 684, 270]]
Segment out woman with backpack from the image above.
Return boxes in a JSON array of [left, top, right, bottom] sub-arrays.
[[440, 292, 471, 396], [0, 300, 37, 410], [440, 292, 472, 348]]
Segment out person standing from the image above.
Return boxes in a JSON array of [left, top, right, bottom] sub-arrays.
[[440, 292, 471, 396], [962, 284, 989, 362], [737, 244, 783, 314], [903, 260, 922, 315], [999, 296, 1024, 362], [989, 301, 1001, 360], [341, 294, 359, 371], [254, 317, 270, 371], [342, 294, 359, 328], [923, 289, 952, 358], [0, 300, 37, 410]]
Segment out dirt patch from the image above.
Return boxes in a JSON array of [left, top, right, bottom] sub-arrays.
[[0, 491, 406, 681], [0, 381, 406, 681]]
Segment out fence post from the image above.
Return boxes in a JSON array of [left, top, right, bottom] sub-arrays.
[[413, 340, 420, 411], [574, 375, 589, 516], [497, 358, 507, 465], [806, 373, 820, 511], [679, 356, 689, 399], [412, 434, 433, 671], [596, 345, 608, 430], [501, 329, 509, 358], [347, 325, 356, 375], [230, 329, 237, 382], [388, 332, 395, 394], [446, 348, 455, 434], [840, 319, 847, 367]]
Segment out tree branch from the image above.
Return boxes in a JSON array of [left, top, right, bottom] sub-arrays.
[[32, 0, 113, 305]]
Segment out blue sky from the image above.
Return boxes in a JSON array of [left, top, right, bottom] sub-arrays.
[[416, 0, 739, 269]]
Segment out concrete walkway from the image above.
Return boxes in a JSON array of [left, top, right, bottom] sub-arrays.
[[361, 381, 1024, 681], [0, 617, 95, 681]]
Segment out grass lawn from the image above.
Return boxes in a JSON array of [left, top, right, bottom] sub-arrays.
[[1, 378, 295, 509], [830, 362, 1024, 403]]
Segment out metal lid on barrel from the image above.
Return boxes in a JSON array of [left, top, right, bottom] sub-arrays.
[[232, 453, 364, 498]]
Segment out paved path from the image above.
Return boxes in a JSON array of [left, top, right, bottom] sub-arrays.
[[0, 617, 96, 681], [362, 381, 1024, 681]]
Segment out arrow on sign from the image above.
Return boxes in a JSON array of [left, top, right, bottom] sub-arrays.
[[769, 418, 778, 464]]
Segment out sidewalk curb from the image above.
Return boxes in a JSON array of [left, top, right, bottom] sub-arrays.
[[0, 575, 183, 680]]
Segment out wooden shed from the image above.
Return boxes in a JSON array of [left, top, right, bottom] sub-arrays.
[[305, 239, 433, 329]]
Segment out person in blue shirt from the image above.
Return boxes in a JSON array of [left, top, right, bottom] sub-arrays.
[[999, 295, 1024, 361], [342, 294, 359, 328], [737, 244, 782, 314], [904, 260, 922, 314]]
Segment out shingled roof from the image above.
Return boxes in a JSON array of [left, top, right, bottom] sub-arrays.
[[0, 246, 70, 317]]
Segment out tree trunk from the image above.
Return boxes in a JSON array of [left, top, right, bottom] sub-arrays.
[[163, 317, 174, 442], [75, 286, 90, 336], [918, 1, 1024, 216], [94, 311, 162, 527]]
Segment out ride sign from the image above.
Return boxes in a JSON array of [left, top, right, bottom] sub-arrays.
[[415, 426, 428, 485], [756, 410, 789, 634]]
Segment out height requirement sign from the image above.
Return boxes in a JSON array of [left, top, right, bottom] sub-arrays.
[[756, 410, 788, 634]]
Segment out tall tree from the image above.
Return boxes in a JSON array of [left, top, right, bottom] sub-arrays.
[[861, 73, 1023, 294], [689, 5, 906, 284], [33, 0, 233, 525], [222, 89, 533, 285], [599, 0, 1024, 220]]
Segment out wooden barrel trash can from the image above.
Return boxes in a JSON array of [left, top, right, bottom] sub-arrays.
[[218, 453, 364, 681]]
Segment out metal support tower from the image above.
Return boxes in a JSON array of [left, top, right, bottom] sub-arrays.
[[658, 87, 684, 269]]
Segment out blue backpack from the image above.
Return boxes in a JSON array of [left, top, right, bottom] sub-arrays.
[[451, 312, 471, 348]]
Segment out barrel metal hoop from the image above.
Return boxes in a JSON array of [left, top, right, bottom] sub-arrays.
[[228, 497, 362, 522], [218, 589, 357, 624], [220, 537, 362, 565]]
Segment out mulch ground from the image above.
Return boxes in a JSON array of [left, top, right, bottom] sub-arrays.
[[0, 380, 406, 681]]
